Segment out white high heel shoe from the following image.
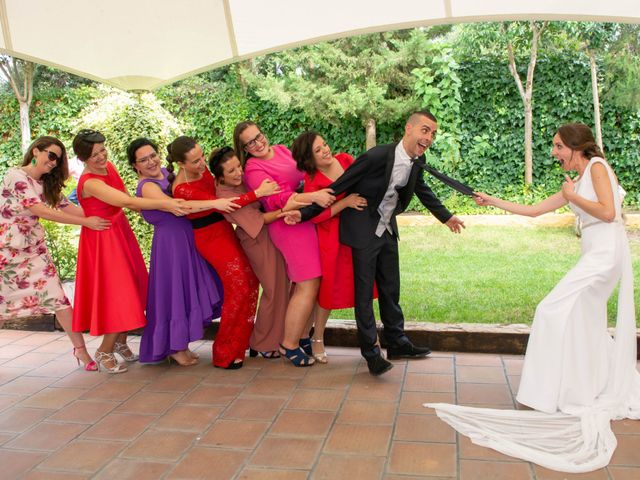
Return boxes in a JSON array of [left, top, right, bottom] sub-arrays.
[[95, 351, 128, 374]]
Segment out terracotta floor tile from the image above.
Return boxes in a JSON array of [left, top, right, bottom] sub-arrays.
[[181, 385, 243, 405], [24, 360, 80, 378], [388, 442, 457, 476], [32, 341, 71, 354], [324, 424, 392, 456], [168, 447, 248, 480], [80, 380, 143, 402], [287, 389, 345, 411], [406, 357, 454, 374], [384, 475, 453, 480], [3, 352, 60, 368], [116, 391, 182, 415], [0, 367, 31, 385], [456, 383, 513, 405], [399, 391, 454, 415], [311, 454, 385, 480], [0, 432, 14, 445], [404, 373, 455, 392], [81, 413, 156, 440], [455, 354, 503, 367], [348, 381, 402, 402], [458, 435, 521, 462], [610, 434, 640, 466], [202, 368, 258, 385], [0, 376, 55, 395], [456, 366, 507, 383], [0, 344, 36, 359], [534, 465, 609, 479], [110, 364, 169, 382], [143, 373, 201, 393], [19, 387, 85, 409], [250, 436, 322, 468], [395, 413, 456, 443], [502, 357, 524, 375], [299, 371, 354, 390], [51, 371, 108, 389], [238, 468, 309, 480], [270, 410, 335, 437], [223, 396, 286, 421], [0, 450, 48, 479], [0, 406, 53, 433], [154, 404, 222, 432], [608, 466, 640, 480], [6, 421, 87, 451], [507, 375, 521, 393], [612, 418, 640, 435], [122, 429, 196, 461], [244, 377, 300, 396], [22, 471, 89, 480], [49, 400, 117, 424], [257, 362, 311, 379], [10, 333, 60, 346], [198, 419, 270, 448], [93, 459, 172, 480], [40, 439, 124, 473], [459, 459, 532, 480], [336, 400, 396, 425]]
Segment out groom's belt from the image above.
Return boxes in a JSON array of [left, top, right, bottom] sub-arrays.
[[190, 211, 225, 229]]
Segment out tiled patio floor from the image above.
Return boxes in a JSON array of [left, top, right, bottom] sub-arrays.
[[0, 330, 638, 480]]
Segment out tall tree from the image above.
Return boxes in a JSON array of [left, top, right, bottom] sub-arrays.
[[0, 56, 37, 152], [240, 29, 449, 149], [503, 21, 547, 185]]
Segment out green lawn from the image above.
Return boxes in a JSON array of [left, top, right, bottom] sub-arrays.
[[329, 225, 640, 326]]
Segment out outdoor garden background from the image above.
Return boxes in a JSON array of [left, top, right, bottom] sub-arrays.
[[2, 22, 639, 326]]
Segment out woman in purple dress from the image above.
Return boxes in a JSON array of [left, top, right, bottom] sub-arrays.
[[127, 138, 237, 366]]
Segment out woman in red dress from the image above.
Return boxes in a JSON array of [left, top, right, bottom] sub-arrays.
[[72, 130, 187, 374], [169, 136, 280, 369], [292, 131, 371, 363]]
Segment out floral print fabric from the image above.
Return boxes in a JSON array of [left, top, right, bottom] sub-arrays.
[[0, 168, 70, 320]]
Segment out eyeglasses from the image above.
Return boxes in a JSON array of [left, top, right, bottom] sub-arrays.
[[136, 151, 158, 165], [210, 146, 234, 164], [243, 132, 265, 150], [42, 149, 62, 163]]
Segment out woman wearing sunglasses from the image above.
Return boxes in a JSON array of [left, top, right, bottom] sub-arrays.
[[71, 130, 188, 374], [127, 137, 230, 367], [234, 121, 335, 367], [0, 136, 111, 371]]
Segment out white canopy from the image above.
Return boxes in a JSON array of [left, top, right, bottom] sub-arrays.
[[1, 0, 639, 91]]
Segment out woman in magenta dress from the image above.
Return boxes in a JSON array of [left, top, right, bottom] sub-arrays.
[[235, 121, 335, 367], [128, 138, 225, 366], [170, 136, 279, 369], [72, 130, 187, 374], [292, 131, 372, 363], [0, 136, 110, 371]]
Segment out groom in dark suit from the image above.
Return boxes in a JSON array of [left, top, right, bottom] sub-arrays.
[[298, 110, 465, 375]]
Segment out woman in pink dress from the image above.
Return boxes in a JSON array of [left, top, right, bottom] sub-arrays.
[[0, 136, 110, 371], [235, 121, 335, 366], [291, 131, 371, 364]]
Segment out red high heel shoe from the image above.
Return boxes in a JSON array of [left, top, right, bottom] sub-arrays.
[[73, 346, 98, 371]]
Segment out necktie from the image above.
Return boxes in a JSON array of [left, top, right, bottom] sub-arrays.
[[411, 158, 476, 196]]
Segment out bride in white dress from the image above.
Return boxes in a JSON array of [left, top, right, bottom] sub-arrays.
[[427, 123, 640, 473]]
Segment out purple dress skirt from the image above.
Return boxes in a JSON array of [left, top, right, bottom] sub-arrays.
[[136, 171, 223, 362]]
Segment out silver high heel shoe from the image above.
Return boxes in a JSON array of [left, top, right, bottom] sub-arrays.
[[311, 338, 328, 364], [95, 351, 128, 374], [114, 342, 139, 362]]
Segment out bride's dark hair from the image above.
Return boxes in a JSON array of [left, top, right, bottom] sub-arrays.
[[556, 123, 605, 160]]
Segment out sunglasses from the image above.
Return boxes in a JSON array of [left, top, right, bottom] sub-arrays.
[[42, 149, 62, 163]]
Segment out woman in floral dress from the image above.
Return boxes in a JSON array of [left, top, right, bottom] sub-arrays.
[[0, 136, 111, 369]]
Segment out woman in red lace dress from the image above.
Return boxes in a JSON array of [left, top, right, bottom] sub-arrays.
[[170, 136, 279, 369]]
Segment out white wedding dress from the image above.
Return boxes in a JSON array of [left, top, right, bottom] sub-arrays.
[[428, 157, 640, 473]]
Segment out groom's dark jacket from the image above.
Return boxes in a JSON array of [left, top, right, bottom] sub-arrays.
[[300, 142, 453, 248]]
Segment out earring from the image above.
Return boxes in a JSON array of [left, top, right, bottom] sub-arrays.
[[31, 158, 36, 165]]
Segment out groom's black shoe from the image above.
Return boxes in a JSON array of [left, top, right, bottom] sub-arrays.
[[366, 354, 394, 376], [387, 342, 431, 360]]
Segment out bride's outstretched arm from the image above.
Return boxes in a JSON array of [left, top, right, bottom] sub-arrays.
[[474, 191, 567, 217]]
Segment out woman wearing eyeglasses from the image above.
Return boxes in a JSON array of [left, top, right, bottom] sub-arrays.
[[170, 136, 280, 369], [0, 136, 111, 371], [210, 146, 308, 359], [71, 130, 188, 374], [234, 121, 335, 367], [127, 137, 232, 367]]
